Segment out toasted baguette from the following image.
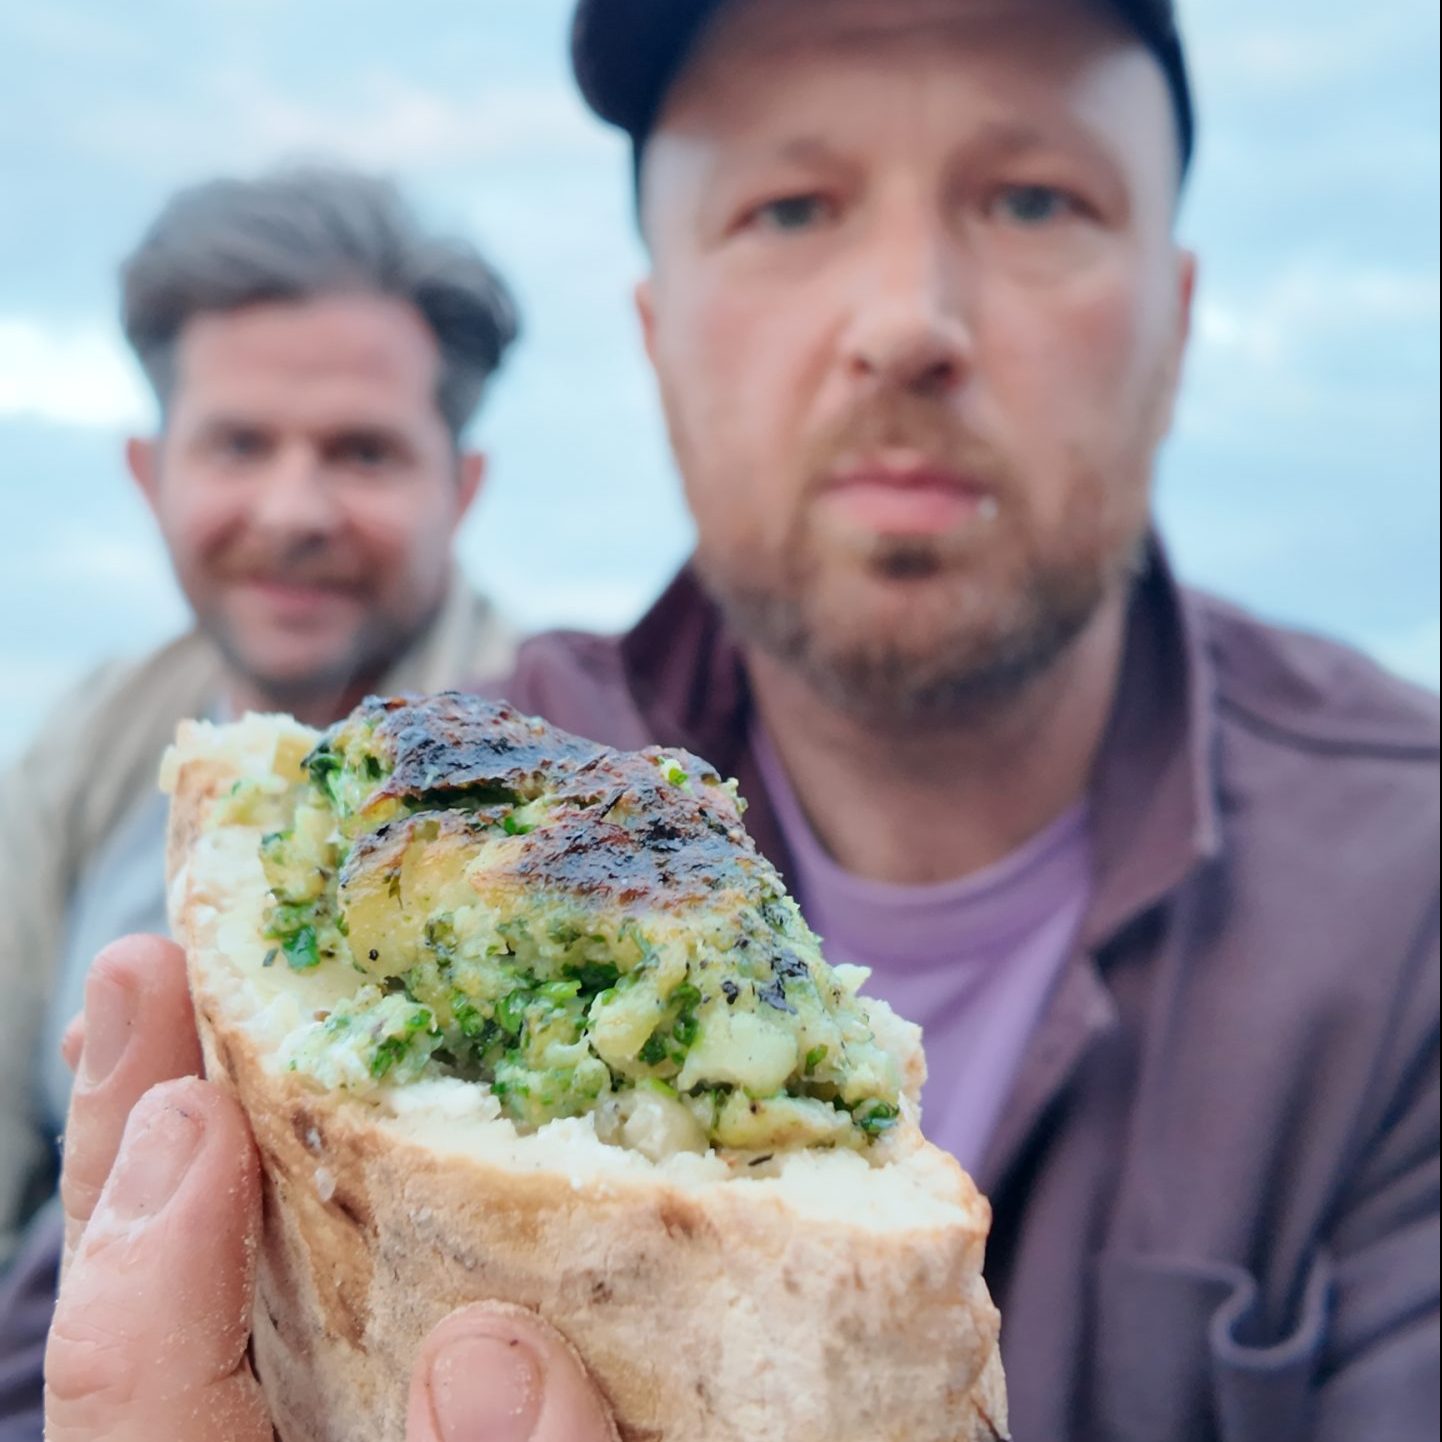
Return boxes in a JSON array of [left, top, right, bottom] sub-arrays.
[[163, 712, 1009, 1442]]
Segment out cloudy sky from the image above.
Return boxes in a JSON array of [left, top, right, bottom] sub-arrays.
[[0, 0, 1437, 763]]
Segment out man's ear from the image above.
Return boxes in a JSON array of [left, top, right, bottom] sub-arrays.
[[126, 436, 162, 515], [1156, 248, 1197, 443], [1176, 248, 1197, 354], [454, 451, 487, 525], [635, 278, 658, 367]]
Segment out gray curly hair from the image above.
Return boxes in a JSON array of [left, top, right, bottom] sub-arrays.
[[121, 166, 521, 440]]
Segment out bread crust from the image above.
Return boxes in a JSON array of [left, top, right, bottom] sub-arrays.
[[166, 724, 1009, 1442]]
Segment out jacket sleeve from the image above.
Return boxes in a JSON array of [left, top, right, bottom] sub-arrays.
[[1312, 897, 1440, 1441], [0, 1201, 60, 1437], [0, 740, 70, 1257], [0, 664, 128, 1259]]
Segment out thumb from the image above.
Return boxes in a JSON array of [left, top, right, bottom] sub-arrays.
[[407, 1302, 619, 1442], [46, 1077, 270, 1442]]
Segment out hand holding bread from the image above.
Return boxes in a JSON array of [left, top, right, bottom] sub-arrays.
[[45, 934, 619, 1442]]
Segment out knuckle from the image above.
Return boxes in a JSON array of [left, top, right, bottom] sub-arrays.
[[46, 1307, 140, 1409]]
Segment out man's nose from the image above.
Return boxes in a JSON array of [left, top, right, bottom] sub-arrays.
[[251, 446, 336, 534], [840, 219, 972, 400]]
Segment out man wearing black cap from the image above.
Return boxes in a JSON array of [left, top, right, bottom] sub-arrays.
[[12, 1, 1438, 1439]]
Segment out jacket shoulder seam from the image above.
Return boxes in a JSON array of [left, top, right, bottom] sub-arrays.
[[1214, 689, 1440, 762]]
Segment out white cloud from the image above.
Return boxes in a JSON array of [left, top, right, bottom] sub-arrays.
[[72, 70, 614, 179], [1195, 298, 1284, 369], [0, 6, 153, 66], [0, 320, 151, 428], [1270, 265, 1439, 334], [1184, 0, 1437, 95], [1198, 25, 1392, 94], [0, 522, 187, 764], [1199, 262, 1439, 359], [1180, 261, 1441, 438], [4, 522, 188, 650], [0, 656, 85, 769], [39, 527, 181, 603], [236, 71, 609, 167], [1370, 617, 1442, 692]]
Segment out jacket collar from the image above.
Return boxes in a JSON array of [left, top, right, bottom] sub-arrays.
[[619, 537, 1222, 950], [1082, 542, 1222, 949], [620, 565, 754, 773]]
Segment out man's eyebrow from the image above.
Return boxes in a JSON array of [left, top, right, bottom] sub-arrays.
[[961, 118, 1124, 178], [712, 135, 849, 175], [965, 120, 1078, 160], [719, 136, 863, 200], [191, 414, 271, 437], [323, 422, 416, 450], [769, 136, 845, 169], [326, 422, 403, 437], [718, 123, 1112, 177]]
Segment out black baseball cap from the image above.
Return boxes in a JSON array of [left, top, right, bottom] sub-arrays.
[[572, 0, 1195, 178]]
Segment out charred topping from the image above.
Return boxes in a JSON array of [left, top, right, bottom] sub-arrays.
[[261, 693, 903, 1149]]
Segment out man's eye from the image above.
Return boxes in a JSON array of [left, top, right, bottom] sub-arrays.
[[991, 185, 1078, 226], [333, 436, 393, 468], [749, 194, 836, 232], [212, 430, 268, 461]]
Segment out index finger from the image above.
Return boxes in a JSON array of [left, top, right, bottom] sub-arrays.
[[59, 936, 202, 1272]]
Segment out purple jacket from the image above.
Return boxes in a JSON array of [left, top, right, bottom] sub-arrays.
[[3, 549, 1437, 1440], [491, 550, 1441, 1441]]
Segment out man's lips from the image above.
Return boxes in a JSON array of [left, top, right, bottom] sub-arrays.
[[231, 575, 362, 617], [819, 449, 1000, 535]]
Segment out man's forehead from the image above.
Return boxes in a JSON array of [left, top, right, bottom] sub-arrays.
[[652, 0, 1158, 168], [166, 297, 447, 432], [654, 0, 1149, 143], [177, 296, 439, 388]]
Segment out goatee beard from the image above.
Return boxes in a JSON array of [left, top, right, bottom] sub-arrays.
[[699, 534, 1147, 726]]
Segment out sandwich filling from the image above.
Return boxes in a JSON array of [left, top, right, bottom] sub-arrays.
[[222, 694, 903, 1158]]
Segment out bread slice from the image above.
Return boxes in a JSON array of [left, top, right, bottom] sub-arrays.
[[162, 710, 1009, 1442]]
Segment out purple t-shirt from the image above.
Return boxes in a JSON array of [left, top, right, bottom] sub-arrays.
[[753, 725, 1094, 1174]]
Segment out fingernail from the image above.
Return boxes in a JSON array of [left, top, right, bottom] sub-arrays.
[[81, 973, 134, 1085], [429, 1333, 543, 1442], [103, 1103, 203, 1224]]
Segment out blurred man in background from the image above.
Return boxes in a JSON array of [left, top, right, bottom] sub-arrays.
[[0, 165, 521, 1260], [5, 0, 1439, 1439]]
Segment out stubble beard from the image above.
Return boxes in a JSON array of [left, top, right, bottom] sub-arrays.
[[200, 595, 441, 722], [696, 480, 1148, 726], [187, 529, 443, 721], [208, 623, 381, 716]]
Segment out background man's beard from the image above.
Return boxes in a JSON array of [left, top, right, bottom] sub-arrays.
[[203, 608, 435, 720], [698, 526, 1146, 724]]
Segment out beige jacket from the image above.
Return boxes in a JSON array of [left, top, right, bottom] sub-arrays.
[[0, 578, 517, 1254]]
